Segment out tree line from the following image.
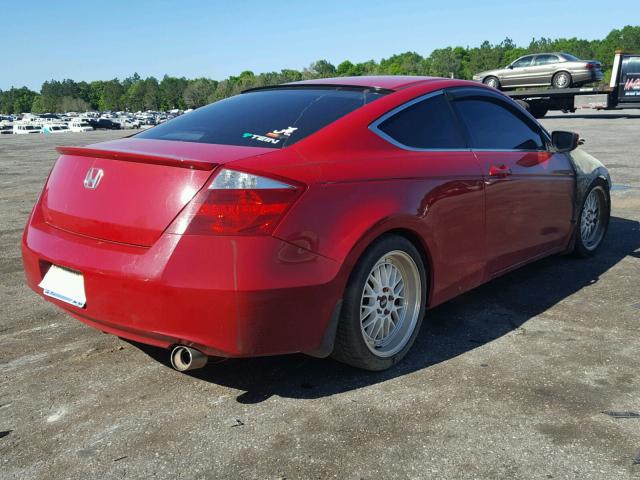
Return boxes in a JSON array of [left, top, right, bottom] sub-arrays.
[[1, 25, 638, 114]]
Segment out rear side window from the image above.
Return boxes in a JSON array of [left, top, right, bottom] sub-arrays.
[[561, 53, 580, 61], [137, 87, 386, 148], [534, 54, 559, 65], [375, 93, 466, 149], [452, 98, 545, 150]]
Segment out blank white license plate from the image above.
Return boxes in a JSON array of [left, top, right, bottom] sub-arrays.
[[39, 265, 86, 308]]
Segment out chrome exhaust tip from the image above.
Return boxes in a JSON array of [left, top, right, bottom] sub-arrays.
[[170, 346, 208, 372]]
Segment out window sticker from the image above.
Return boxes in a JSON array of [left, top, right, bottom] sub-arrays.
[[266, 126, 298, 139], [242, 132, 280, 145], [243, 127, 298, 145]]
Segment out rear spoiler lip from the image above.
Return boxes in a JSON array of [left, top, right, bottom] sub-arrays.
[[55, 146, 217, 171]]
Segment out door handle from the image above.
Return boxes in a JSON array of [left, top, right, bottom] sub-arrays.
[[489, 164, 512, 178]]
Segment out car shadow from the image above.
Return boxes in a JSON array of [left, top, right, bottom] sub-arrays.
[[130, 216, 640, 403]]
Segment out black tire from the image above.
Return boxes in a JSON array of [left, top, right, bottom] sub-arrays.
[[552, 71, 572, 89], [529, 103, 549, 119], [331, 235, 427, 371], [572, 180, 610, 258], [483, 76, 501, 90]]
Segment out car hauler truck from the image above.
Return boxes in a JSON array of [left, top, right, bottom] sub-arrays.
[[506, 52, 640, 118]]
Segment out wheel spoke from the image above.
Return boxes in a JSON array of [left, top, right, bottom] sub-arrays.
[[383, 263, 391, 287], [388, 267, 397, 290], [373, 319, 384, 340], [360, 305, 376, 321], [363, 284, 376, 298], [362, 314, 377, 330]]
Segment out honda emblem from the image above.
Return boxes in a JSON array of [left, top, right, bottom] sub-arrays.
[[83, 168, 104, 190]]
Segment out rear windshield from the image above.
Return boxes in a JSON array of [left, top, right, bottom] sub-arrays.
[[136, 87, 387, 148]]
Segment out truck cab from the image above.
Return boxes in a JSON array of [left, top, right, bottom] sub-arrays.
[[613, 53, 640, 105]]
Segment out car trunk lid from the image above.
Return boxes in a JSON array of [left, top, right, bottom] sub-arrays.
[[40, 138, 273, 246]]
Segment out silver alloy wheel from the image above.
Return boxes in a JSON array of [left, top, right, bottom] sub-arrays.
[[580, 186, 607, 250], [485, 77, 499, 88], [554, 72, 570, 88], [359, 250, 422, 358]]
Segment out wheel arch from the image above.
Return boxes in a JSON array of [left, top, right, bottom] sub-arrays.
[[305, 221, 436, 359], [483, 75, 500, 85], [340, 220, 436, 308], [552, 70, 572, 84], [384, 228, 434, 300], [563, 150, 611, 254]]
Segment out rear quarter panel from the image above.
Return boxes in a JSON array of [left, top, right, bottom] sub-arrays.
[[275, 129, 486, 307], [230, 80, 491, 307]]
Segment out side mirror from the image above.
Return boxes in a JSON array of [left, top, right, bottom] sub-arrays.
[[507, 65, 514, 69], [552, 130, 580, 152]]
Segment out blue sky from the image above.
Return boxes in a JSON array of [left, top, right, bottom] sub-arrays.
[[2, 0, 628, 90]]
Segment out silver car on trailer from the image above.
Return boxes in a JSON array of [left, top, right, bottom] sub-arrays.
[[473, 53, 604, 90]]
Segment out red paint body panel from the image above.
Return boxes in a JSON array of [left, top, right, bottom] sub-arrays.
[[41, 154, 212, 246], [56, 145, 216, 170], [476, 151, 575, 275], [22, 77, 578, 358], [23, 208, 342, 356], [41, 140, 275, 246]]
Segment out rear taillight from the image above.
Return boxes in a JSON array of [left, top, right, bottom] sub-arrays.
[[169, 168, 303, 236], [586, 62, 594, 70]]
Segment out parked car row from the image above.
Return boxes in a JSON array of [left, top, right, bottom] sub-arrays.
[[0, 109, 194, 136]]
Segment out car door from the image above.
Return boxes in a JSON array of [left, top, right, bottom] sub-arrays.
[[531, 54, 559, 86], [503, 55, 534, 87], [447, 88, 575, 277]]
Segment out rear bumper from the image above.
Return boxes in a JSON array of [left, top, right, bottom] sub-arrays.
[[573, 70, 604, 84], [22, 218, 343, 357]]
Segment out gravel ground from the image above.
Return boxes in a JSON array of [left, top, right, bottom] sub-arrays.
[[0, 112, 639, 480]]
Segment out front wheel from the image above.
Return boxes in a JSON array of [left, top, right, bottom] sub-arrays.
[[573, 181, 610, 257], [483, 76, 501, 90], [332, 235, 427, 371]]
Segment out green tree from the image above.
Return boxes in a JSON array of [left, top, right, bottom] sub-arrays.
[[309, 59, 336, 77], [337, 60, 362, 76], [428, 47, 464, 78], [31, 95, 45, 113], [160, 75, 188, 110], [87, 81, 105, 110], [99, 79, 124, 111], [124, 80, 145, 111], [379, 52, 426, 75], [142, 77, 160, 110], [183, 78, 216, 108]]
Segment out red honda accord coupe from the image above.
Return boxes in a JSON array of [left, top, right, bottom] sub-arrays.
[[22, 76, 611, 371]]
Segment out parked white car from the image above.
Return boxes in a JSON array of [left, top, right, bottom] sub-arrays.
[[122, 118, 141, 129], [42, 124, 71, 134], [69, 119, 94, 132], [13, 124, 41, 134]]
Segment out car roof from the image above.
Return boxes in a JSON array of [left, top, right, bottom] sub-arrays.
[[525, 52, 571, 57], [283, 75, 440, 91]]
